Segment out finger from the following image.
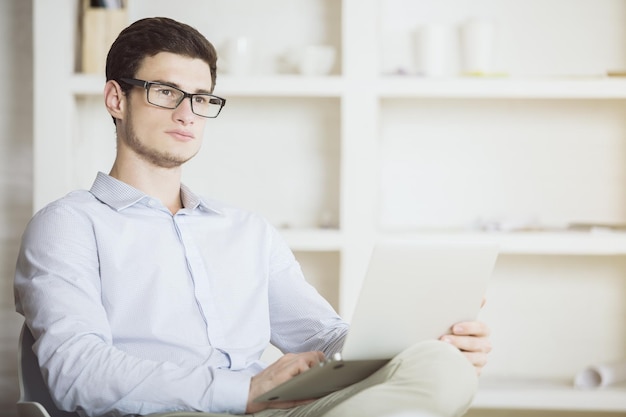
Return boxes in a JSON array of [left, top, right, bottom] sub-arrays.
[[246, 352, 327, 413], [309, 350, 326, 364], [282, 351, 325, 377], [277, 351, 323, 368], [289, 359, 315, 377], [451, 321, 490, 337], [299, 351, 325, 369], [442, 334, 492, 353]]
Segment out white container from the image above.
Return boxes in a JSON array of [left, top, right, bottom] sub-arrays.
[[220, 37, 253, 76], [414, 24, 456, 77], [460, 18, 496, 75], [295, 45, 336, 76]]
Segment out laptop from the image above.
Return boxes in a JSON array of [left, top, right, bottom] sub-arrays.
[[255, 239, 499, 403]]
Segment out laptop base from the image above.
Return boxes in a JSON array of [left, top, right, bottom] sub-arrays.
[[254, 358, 390, 402]]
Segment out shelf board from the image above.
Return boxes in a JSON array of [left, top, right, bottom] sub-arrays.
[[493, 231, 626, 255], [378, 231, 626, 255], [377, 76, 626, 99], [69, 73, 104, 95], [279, 228, 343, 252], [216, 75, 344, 97], [473, 378, 626, 411], [71, 74, 626, 99], [68, 73, 345, 97]]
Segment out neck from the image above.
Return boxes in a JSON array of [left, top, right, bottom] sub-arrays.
[[109, 159, 183, 214]]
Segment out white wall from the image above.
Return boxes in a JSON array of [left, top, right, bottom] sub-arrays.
[[0, 0, 33, 414]]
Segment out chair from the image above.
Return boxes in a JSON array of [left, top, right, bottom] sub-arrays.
[[17, 324, 79, 417]]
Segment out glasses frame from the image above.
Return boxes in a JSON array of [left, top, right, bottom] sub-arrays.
[[119, 78, 226, 118]]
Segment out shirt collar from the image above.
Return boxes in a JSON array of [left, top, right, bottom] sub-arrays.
[[90, 171, 222, 214]]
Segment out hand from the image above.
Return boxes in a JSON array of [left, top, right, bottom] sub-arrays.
[[440, 320, 492, 375], [246, 351, 325, 413]]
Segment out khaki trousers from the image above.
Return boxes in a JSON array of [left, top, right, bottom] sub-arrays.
[[156, 340, 478, 417]]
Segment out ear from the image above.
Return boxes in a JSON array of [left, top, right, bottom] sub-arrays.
[[104, 80, 126, 121]]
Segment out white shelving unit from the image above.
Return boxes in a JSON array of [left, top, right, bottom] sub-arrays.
[[377, 76, 626, 99], [34, 0, 626, 414], [70, 74, 347, 97], [474, 378, 626, 412]]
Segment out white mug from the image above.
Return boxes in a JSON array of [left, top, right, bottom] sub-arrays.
[[285, 45, 336, 76], [414, 24, 456, 77], [300, 45, 335, 76], [220, 37, 253, 76], [460, 18, 496, 74]]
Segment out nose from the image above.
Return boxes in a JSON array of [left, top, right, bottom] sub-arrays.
[[172, 97, 195, 125]]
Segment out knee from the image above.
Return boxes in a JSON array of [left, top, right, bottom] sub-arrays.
[[392, 340, 478, 416]]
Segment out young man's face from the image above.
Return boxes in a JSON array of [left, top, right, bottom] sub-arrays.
[[119, 52, 213, 169]]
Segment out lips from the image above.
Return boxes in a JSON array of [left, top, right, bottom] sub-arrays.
[[166, 129, 195, 141]]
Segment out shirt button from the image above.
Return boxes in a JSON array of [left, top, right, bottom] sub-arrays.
[[148, 199, 157, 207]]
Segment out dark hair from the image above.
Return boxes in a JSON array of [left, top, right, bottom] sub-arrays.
[[106, 17, 218, 94]]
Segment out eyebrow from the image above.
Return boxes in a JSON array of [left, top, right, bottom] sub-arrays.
[[152, 79, 212, 94]]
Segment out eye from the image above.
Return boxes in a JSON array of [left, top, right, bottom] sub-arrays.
[[154, 86, 175, 97], [193, 95, 209, 105]]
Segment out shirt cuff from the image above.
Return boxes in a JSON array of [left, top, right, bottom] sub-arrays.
[[211, 368, 252, 414]]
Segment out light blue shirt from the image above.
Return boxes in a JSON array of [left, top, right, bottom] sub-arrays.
[[14, 172, 348, 417]]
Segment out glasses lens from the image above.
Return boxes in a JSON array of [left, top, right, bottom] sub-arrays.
[[145, 82, 224, 118], [191, 95, 224, 118], [147, 84, 184, 109]]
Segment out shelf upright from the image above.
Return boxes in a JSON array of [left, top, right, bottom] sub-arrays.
[[33, 0, 79, 212], [339, 0, 380, 319]]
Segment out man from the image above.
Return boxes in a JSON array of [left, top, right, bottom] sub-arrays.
[[15, 17, 491, 417]]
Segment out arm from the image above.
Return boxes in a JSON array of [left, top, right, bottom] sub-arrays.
[[14, 203, 249, 415], [244, 226, 349, 412], [266, 226, 349, 357]]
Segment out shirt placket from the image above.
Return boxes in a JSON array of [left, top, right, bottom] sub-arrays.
[[172, 214, 225, 347]]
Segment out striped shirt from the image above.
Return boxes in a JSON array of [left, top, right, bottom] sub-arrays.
[[15, 172, 348, 416]]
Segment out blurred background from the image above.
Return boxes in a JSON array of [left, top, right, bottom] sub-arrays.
[[0, 0, 33, 414], [2, 0, 626, 416]]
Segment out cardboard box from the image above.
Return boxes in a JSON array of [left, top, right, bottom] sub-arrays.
[[80, 1, 127, 74]]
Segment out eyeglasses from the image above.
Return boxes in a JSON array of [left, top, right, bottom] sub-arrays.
[[120, 78, 226, 118]]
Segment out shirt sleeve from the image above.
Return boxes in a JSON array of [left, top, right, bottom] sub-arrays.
[[266, 225, 350, 357], [14, 202, 250, 416]]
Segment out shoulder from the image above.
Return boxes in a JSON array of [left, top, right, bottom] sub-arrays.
[[201, 196, 272, 227], [199, 196, 291, 252], [25, 190, 100, 234], [35, 189, 99, 216]]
